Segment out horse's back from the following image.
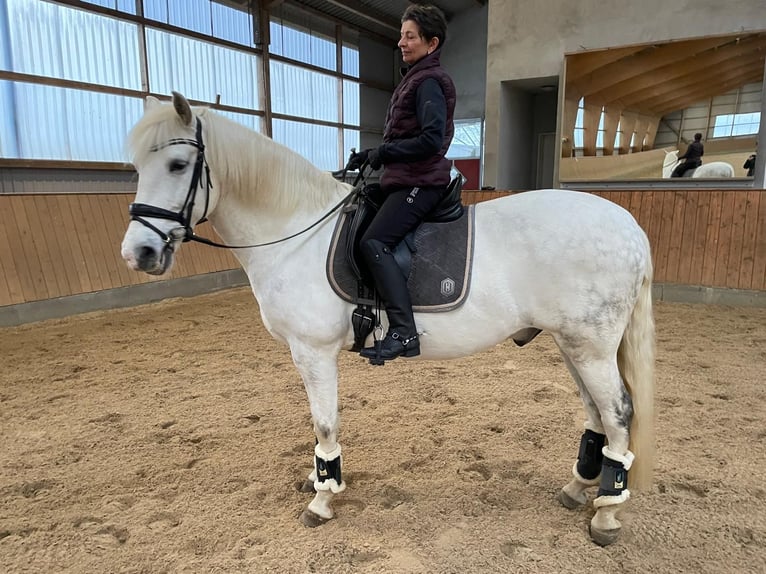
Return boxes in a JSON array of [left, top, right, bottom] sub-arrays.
[[469, 189, 650, 330], [692, 162, 735, 178], [476, 189, 644, 246]]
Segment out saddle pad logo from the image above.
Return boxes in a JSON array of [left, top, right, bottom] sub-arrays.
[[440, 277, 455, 297]]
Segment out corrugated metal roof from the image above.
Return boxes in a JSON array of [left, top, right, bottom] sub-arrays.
[[279, 1, 484, 41]]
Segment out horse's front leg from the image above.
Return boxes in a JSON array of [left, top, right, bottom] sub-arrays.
[[288, 341, 346, 527]]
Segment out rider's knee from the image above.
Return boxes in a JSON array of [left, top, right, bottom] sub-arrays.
[[360, 237, 388, 261]]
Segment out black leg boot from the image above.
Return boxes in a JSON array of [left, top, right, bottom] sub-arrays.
[[359, 239, 420, 363]]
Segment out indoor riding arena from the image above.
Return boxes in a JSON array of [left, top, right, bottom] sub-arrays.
[[1, 1, 765, 573]]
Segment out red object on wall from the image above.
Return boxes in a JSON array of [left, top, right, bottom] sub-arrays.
[[453, 159, 480, 190]]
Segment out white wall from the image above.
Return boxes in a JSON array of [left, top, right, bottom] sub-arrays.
[[484, 0, 766, 187], [440, 4, 488, 120]]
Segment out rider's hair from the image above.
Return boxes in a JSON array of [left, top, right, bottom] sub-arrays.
[[402, 4, 448, 48], [694, 132, 703, 141]]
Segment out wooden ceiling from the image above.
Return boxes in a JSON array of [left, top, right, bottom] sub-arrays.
[[565, 32, 766, 116]]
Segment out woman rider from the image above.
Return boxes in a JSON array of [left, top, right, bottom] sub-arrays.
[[348, 4, 456, 363]]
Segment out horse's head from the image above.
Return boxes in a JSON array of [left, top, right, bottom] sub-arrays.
[[121, 92, 218, 275]]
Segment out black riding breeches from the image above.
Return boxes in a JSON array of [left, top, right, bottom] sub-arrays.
[[360, 186, 444, 248]]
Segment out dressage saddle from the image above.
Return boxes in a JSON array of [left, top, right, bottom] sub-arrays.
[[326, 175, 473, 351]]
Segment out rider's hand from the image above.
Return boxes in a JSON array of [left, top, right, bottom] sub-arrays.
[[367, 148, 382, 170], [346, 150, 367, 171], [347, 148, 382, 171]]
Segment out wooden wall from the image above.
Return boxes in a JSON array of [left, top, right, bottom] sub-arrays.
[[592, 190, 765, 291], [464, 189, 765, 291], [0, 194, 239, 306], [0, 189, 764, 308]]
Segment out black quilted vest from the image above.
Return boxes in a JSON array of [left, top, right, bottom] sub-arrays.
[[380, 49, 456, 191]]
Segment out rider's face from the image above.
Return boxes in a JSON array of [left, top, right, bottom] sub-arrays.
[[398, 20, 438, 65]]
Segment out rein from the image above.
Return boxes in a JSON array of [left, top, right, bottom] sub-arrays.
[[129, 118, 360, 250]]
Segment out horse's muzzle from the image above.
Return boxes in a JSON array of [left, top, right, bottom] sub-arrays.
[[122, 242, 174, 275]]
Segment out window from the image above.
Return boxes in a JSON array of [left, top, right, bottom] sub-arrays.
[[447, 119, 482, 159], [143, 0, 253, 45], [145, 29, 260, 109], [265, 13, 362, 168], [272, 119, 339, 171], [270, 61, 338, 122], [2, 0, 141, 89], [2, 81, 143, 160], [0, 0, 142, 160], [712, 112, 761, 137], [1, 0, 361, 171], [80, 0, 137, 15], [573, 98, 619, 153]]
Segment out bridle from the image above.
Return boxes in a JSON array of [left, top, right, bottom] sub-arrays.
[[128, 118, 212, 251], [128, 117, 358, 252]]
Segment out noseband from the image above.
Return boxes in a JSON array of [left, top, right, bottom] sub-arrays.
[[128, 118, 211, 250]]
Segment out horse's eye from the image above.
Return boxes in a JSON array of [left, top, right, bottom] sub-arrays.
[[169, 160, 188, 173]]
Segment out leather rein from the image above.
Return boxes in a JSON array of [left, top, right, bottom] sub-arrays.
[[128, 117, 358, 251]]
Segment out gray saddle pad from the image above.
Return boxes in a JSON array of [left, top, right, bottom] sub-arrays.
[[326, 205, 475, 312]]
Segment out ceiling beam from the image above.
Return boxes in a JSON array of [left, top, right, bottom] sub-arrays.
[[565, 46, 647, 83], [569, 36, 737, 97], [621, 52, 765, 110], [585, 34, 766, 107], [317, 0, 401, 33], [652, 70, 764, 115], [287, 0, 397, 43]]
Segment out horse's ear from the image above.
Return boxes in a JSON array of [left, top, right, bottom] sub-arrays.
[[171, 91, 193, 126], [144, 96, 161, 111]]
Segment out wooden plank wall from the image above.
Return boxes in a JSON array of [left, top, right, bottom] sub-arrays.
[[463, 189, 766, 291], [590, 190, 765, 292], [0, 194, 240, 306], [1, 189, 764, 308]]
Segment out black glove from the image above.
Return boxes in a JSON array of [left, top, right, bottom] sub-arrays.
[[367, 148, 382, 170], [347, 148, 383, 171]]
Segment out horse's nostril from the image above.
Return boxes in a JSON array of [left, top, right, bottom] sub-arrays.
[[139, 245, 157, 262]]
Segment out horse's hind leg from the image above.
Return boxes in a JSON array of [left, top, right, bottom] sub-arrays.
[[558, 353, 606, 509], [556, 346, 634, 546], [289, 343, 346, 527]]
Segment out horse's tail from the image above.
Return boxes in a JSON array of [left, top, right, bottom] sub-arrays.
[[618, 231, 655, 492]]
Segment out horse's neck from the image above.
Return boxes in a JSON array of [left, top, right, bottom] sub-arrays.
[[662, 152, 678, 177], [207, 168, 348, 262], [208, 185, 341, 304]]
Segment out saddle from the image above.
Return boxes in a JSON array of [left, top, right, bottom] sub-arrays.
[[326, 176, 475, 351]]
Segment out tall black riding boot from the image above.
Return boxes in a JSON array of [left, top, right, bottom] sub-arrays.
[[359, 238, 420, 363]]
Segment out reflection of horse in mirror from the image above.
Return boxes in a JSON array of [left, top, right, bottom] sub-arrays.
[[120, 92, 656, 546], [663, 149, 735, 178]]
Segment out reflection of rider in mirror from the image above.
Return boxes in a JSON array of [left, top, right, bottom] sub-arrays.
[[743, 153, 756, 177], [671, 132, 704, 178]]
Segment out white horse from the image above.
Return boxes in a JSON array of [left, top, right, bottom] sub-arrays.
[[663, 149, 735, 178], [120, 92, 655, 546]]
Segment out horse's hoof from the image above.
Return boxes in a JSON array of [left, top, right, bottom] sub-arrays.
[[296, 479, 316, 493], [589, 525, 621, 546], [558, 489, 584, 510], [300, 509, 331, 528]]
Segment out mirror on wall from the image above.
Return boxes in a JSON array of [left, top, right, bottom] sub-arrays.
[[559, 32, 765, 181]]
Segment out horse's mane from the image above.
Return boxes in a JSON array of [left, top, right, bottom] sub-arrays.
[[127, 103, 350, 214]]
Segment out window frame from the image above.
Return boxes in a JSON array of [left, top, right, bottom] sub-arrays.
[[0, 0, 362, 174]]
